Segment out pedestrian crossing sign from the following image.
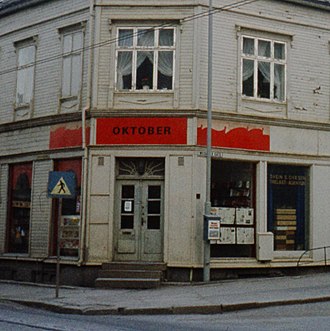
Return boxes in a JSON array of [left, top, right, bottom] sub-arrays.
[[48, 171, 76, 199]]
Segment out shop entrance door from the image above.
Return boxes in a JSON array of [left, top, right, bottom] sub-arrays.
[[114, 180, 164, 262]]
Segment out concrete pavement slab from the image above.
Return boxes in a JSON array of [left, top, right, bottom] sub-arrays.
[[1, 273, 330, 315]]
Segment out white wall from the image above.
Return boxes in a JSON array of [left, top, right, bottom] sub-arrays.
[[311, 165, 330, 261]]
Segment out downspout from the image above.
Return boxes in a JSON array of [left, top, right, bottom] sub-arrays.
[[79, 0, 95, 265]]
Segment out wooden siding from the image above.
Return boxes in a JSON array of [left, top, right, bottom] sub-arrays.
[[0, 126, 50, 157], [0, 0, 89, 124], [30, 160, 52, 257], [0, 164, 9, 254]]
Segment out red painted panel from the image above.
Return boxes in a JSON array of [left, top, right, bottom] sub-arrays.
[[50, 124, 90, 150], [54, 158, 82, 187], [96, 117, 187, 145], [197, 122, 270, 151]]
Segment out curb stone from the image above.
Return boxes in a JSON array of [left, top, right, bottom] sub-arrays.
[[2, 296, 330, 315]]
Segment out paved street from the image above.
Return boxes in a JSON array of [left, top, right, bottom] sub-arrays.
[[0, 301, 330, 330]]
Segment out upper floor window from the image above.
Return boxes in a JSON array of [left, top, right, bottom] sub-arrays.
[[116, 27, 175, 91], [16, 43, 36, 106], [241, 36, 286, 102], [61, 30, 83, 98]]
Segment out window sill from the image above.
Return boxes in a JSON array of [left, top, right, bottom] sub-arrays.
[[1, 253, 30, 258], [60, 95, 78, 102], [241, 96, 286, 105], [113, 90, 175, 108], [115, 89, 173, 94], [14, 103, 31, 110]]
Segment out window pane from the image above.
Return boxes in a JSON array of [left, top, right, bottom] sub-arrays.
[[118, 29, 133, 47], [274, 42, 285, 60], [148, 186, 161, 199], [62, 57, 71, 96], [24, 66, 34, 102], [117, 51, 132, 89], [243, 37, 254, 55], [137, 29, 154, 46], [16, 71, 25, 104], [121, 215, 134, 229], [258, 62, 270, 99], [137, 51, 153, 89], [122, 185, 135, 198], [71, 54, 81, 96], [148, 201, 160, 214], [242, 59, 254, 97], [63, 35, 72, 53], [274, 64, 285, 101], [158, 51, 173, 89], [258, 40, 271, 58], [72, 32, 82, 52], [148, 216, 160, 230], [159, 29, 174, 46], [17, 63, 34, 103], [18, 46, 34, 66]]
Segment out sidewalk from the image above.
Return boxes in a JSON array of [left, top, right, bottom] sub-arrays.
[[1, 273, 330, 315]]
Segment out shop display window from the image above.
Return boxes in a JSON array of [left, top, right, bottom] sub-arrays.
[[6, 163, 32, 254], [51, 158, 82, 257], [210, 160, 256, 258], [267, 165, 309, 251]]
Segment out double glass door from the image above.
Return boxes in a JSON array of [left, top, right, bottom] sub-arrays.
[[114, 180, 164, 262]]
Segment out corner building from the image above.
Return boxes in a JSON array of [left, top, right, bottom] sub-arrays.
[[0, 0, 330, 285]]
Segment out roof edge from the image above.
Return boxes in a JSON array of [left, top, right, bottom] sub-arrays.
[[0, 0, 50, 18], [281, 0, 330, 10]]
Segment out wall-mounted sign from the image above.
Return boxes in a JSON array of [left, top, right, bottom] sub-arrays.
[[96, 117, 187, 145], [124, 201, 133, 212], [269, 174, 306, 186], [48, 171, 76, 199], [204, 215, 221, 241]]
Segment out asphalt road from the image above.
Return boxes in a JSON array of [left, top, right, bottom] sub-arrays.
[[1, 301, 330, 331]]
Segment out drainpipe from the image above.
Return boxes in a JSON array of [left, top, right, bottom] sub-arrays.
[[79, 0, 95, 265], [203, 0, 213, 282]]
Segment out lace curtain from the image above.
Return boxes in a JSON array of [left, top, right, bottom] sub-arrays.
[[117, 29, 173, 89], [242, 39, 284, 100]]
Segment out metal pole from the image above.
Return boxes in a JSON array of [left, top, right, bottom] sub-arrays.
[[324, 247, 327, 270], [203, 0, 213, 282], [56, 198, 62, 298]]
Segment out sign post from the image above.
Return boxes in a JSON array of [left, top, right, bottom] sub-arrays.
[[48, 171, 76, 298], [55, 198, 62, 298], [204, 0, 213, 282]]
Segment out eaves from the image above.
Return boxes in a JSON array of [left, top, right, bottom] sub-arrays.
[[281, 0, 330, 10], [0, 0, 50, 18]]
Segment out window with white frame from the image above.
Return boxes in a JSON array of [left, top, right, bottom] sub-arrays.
[[61, 30, 83, 98], [241, 36, 286, 102], [116, 27, 175, 91], [16, 44, 36, 106]]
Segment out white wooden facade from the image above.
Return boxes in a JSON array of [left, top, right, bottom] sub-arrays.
[[0, 0, 329, 284]]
